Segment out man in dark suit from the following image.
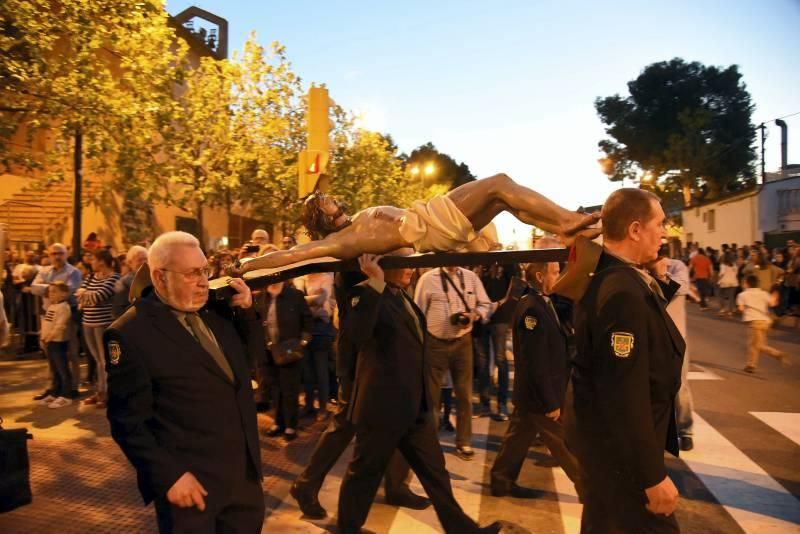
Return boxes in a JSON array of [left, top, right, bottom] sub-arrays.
[[337, 253, 502, 534], [290, 269, 429, 519], [490, 260, 581, 498], [561, 188, 685, 533], [105, 231, 265, 533]]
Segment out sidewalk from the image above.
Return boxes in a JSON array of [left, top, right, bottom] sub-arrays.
[[0, 355, 329, 533]]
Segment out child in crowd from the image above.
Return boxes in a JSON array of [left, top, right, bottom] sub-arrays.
[[39, 281, 73, 408], [737, 274, 788, 373]]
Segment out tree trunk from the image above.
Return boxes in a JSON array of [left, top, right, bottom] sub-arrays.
[[682, 182, 692, 207], [196, 203, 205, 251], [71, 129, 83, 261]]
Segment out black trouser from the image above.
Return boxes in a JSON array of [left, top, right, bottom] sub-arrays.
[[46, 341, 72, 398], [491, 409, 582, 492], [267, 358, 302, 430], [294, 380, 412, 497], [154, 459, 264, 534], [579, 467, 680, 534], [338, 415, 480, 534]]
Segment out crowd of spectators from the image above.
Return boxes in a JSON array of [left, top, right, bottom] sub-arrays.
[[682, 239, 800, 317], [4, 230, 796, 423]]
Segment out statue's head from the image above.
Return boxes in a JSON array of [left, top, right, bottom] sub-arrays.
[[302, 192, 349, 237]]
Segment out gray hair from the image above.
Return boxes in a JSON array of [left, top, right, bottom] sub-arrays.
[[148, 231, 199, 270], [126, 245, 148, 263]]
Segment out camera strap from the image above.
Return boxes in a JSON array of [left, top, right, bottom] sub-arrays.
[[440, 269, 471, 313]]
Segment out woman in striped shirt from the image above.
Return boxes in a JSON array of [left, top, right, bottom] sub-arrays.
[[76, 248, 120, 407]]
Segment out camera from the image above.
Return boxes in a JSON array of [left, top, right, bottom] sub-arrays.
[[449, 312, 471, 326], [244, 244, 260, 253]]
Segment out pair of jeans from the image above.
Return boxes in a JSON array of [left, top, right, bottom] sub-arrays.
[[82, 324, 108, 398], [476, 323, 509, 411], [46, 341, 72, 398], [303, 334, 334, 411], [428, 334, 473, 448], [718, 286, 737, 313]]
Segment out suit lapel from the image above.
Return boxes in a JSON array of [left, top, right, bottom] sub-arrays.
[[142, 296, 235, 385], [388, 289, 424, 344], [201, 309, 246, 387]]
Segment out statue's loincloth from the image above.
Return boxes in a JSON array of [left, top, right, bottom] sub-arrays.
[[398, 196, 477, 252]]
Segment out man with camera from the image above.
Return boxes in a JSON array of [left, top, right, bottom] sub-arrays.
[[414, 265, 492, 460]]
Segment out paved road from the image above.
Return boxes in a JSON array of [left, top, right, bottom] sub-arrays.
[[0, 304, 798, 533]]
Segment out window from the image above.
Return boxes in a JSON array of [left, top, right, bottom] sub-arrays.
[[707, 209, 715, 232]]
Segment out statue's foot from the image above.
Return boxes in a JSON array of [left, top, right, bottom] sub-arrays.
[[560, 211, 601, 246]]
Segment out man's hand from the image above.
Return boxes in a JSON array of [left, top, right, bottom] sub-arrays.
[[228, 278, 253, 309], [545, 408, 560, 420], [166, 472, 208, 510], [21, 286, 31, 294], [358, 254, 384, 283], [645, 476, 679, 516]]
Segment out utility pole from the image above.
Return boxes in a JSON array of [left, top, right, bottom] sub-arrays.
[[759, 122, 766, 184], [72, 129, 83, 261]]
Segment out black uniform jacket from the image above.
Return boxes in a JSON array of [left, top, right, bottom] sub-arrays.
[[104, 292, 264, 505], [564, 251, 685, 490], [511, 288, 571, 415], [344, 281, 433, 430]]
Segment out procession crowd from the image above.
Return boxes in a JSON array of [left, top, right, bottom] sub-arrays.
[[1, 204, 797, 533]]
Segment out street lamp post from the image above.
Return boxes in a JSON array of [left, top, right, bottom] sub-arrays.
[[408, 162, 436, 191]]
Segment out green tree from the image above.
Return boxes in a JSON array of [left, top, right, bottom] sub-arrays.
[[328, 129, 425, 214], [1, 0, 186, 250], [596, 58, 756, 205], [404, 142, 476, 191]]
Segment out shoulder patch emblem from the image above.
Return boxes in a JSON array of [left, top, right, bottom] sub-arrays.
[[524, 315, 537, 330], [351, 296, 360, 308], [611, 332, 634, 358], [108, 340, 122, 365]]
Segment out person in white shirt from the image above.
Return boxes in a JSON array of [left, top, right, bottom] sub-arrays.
[[39, 282, 73, 408], [717, 252, 740, 315], [414, 266, 492, 460], [737, 274, 788, 373], [659, 255, 696, 451]]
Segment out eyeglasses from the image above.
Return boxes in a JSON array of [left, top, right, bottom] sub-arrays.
[[159, 266, 211, 282]]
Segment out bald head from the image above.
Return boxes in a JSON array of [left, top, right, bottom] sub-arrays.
[[251, 229, 269, 245], [601, 188, 661, 242], [48, 243, 68, 268]]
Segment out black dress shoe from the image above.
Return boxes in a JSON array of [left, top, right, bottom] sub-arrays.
[[385, 491, 431, 510], [290, 482, 327, 519], [33, 390, 53, 401], [69, 389, 80, 399], [680, 436, 694, 451], [477, 521, 503, 533], [491, 482, 541, 498], [265, 425, 282, 437]]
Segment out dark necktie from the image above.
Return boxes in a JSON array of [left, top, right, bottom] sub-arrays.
[[185, 313, 234, 382]]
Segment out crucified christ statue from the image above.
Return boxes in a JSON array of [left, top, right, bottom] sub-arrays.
[[236, 173, 600, 275]]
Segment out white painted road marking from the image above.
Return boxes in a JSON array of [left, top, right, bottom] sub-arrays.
[[750, 412, 800, 448], [680, 413, 800, 532]]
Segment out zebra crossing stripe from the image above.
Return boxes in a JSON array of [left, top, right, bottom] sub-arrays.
[[750, 412, 800, 448], [681, 412, 800, 531], [688, 364, 723, 380], [552, 466, 581, 533]]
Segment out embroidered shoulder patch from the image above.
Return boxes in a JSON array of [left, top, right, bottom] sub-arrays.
[[351, 296, 360, 308], [524, 315, 538, 330], [108, 340, 122, 365], [610, 332, 634, 358]]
